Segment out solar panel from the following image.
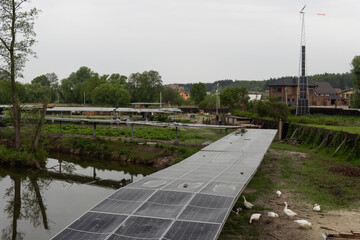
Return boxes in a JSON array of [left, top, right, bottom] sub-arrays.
[[163, 221, 220, 240], [51, 129, 277, 240]]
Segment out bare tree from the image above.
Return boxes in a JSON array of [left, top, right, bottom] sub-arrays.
[[0, 0, 39, 148]]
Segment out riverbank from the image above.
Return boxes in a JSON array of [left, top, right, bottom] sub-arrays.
[[0, 125, 219, 168], [219, 141, 360, 239], [47, 134, 201, 168]]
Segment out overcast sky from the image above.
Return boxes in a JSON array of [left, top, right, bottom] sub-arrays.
[[21, 0, 360, 84]]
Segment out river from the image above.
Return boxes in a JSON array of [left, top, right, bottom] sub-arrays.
[[0, 154, 156, 240]]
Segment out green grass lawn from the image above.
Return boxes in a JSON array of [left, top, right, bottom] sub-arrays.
[[288, 114, 360, 134], [305, 124, 360, 134]]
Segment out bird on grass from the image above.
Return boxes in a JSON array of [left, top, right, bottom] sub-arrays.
[[243, 196, 254, 209], [267, 212, 279, 218], [276, 190, 282, 198], [231, 207, 241, 215], [294, 220, 312, 229], [283, 202, 297, 219], [313, 203, 321, 212], [249, 213, 261, 224]]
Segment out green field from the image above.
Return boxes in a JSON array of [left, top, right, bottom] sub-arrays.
[[289, 114, 360, 134], [42, 123, 228, 143]]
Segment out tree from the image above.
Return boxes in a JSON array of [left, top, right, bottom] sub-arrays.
[[220, 86, 249, 110], [60, 67, 94, 103], [127, 70, 163, 102], [23, 83, 51, 103], [351, 55, 360, 108], [162, 87, 183, 106], [0, 0, 40, 148], [92, 83, 130, 106], [32, 75, 50, 87], [190, 82, 206, 105], [198, 94, 217, 109], [107, 73, 127, 85]]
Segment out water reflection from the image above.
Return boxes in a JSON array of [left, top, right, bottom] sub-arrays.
[[0, 155, 156, 240]]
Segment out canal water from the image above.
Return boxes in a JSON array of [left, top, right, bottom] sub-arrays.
[[0, 154, 156, 240]]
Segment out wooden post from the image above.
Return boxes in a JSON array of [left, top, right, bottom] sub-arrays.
[[59, 121, 62, 134], [93, 167, 96, 179], [290, 128, 299, 139], [278, 119, 283, 140], [332, 137, 347, 156], [315, 134, 329, 152], [175, 127, 178, 144], [93, 122, 96, 136]]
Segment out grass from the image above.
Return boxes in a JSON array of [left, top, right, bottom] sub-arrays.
[[219, 140, 360, 239], [304, 124, 360, 134], [42, 123, 227, 143], [288, 114, 360, 134]]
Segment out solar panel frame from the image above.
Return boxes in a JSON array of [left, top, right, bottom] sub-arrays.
[[51, 129, 277, 240]]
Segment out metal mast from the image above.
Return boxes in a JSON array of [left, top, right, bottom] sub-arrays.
[[296, 5, 310, 115]]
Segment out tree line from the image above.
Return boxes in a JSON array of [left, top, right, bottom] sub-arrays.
[[180, 72, 354, 94], [0, 67, 186, 106]]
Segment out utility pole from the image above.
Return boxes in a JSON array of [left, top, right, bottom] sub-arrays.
[[216, 83, 220, 116], [160, 92, 162, 108], [296, 5, 310, 115]]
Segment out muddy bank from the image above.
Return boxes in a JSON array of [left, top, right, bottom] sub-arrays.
[[46, 135, 200, 168]]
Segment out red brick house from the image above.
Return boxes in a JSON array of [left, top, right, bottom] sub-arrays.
[[312, 81, 346, 106], [268, 78, 346, 107]]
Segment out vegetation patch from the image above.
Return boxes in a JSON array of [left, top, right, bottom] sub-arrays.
[[0, 145, 47, 168], [48, 134, 202, 168], [288, 114, 360, 134], [220, 141, 360, 239], [42, 123, 218, 142]]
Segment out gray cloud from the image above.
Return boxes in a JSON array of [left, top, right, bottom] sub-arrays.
[[21, 0, 360, 84]]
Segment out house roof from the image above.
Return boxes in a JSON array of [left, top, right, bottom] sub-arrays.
[[334, 88, 342, 93], [328, 94, 344, 100], [312, 81, 337, 95], [267, 77, 318, 87]]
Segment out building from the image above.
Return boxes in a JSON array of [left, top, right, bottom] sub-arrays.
[[268, 78, 346, 107], [340, 89, 354, 102], [164, 84, 191, 100], [268, 77, 317, 106], [312, 81, 346, 106]]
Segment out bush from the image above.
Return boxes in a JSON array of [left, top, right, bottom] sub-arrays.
[[0, 145, 47, 167]]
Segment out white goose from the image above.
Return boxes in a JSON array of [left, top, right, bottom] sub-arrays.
[[267, 211, 279, 218], [243, 196, 254, 209], [249, 213, 261, 224], [283, 202, 297, 219], [276, 190, 282, 198], [294, 220, 312, 229], [313, 204, 321, 212]]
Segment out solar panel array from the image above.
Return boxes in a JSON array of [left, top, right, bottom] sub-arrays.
[[51, 129, 277, 240], [46, 107, 181, 114], [45, 117, 240, 130]]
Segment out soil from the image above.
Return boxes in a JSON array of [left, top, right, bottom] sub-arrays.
[[330, 166, 360, 177], [239, 189, 360, 240]]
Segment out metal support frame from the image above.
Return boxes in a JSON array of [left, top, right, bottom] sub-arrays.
[[131, 124, 134, 140], [175, 127, 178, 144]]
